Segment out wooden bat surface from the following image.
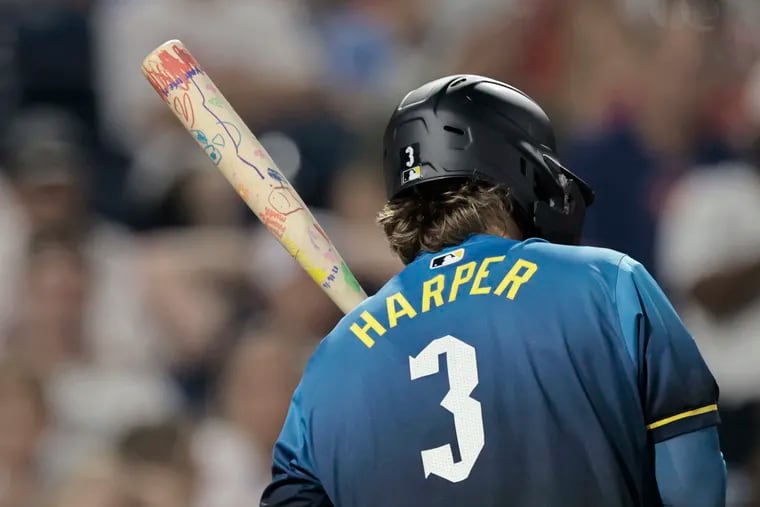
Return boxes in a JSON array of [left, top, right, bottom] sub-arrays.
[[141, 39, 367, 314]]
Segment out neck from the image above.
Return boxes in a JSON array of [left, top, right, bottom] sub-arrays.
[[488, 221, 523, 241]]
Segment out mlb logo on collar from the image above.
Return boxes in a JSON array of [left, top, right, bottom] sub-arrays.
[[430, 248, 465, 269], [401, 143, 422, 184]]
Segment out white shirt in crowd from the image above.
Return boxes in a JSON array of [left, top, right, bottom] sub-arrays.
[[658, 162, 760, 406]]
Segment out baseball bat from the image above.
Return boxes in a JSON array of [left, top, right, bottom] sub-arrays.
[[141, 39, 367, 314]]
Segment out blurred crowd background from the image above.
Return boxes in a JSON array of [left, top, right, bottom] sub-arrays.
[[0, 0, 759, 505]]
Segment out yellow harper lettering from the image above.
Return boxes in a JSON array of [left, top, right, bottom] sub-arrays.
[[494, 259, 538, 300], [448, 261, 477, 302], [349, 311, 387, 348], [421, 274, 445, 312], [470, 256, 506, 295], [386, 292, 418, 328]]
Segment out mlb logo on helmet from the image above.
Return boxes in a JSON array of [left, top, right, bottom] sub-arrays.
[[401, 143, 422, 184], [402, 166, 422, 184], [430, 248, 465, 269]]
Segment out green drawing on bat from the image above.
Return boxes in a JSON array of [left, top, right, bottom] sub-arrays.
[[209, 97, 224, 108], [341, 261, 362, 293]]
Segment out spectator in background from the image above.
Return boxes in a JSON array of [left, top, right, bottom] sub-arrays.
[[125, 130, 248, 231], [118, 421, 198, 507], [0, 362, 48, 507], [443, 0, 733, 278], [194, 332, 308, 507], [7, 233, 89, 381], [0, 107, 167, 371], [0, 2, 20, 137], [313, 0, 529, 115], [12, 0, 95, 130], [564, 11, 737, 278], [327, 152, 403, 288], [6, 0, 134, 220], [314, 0, 431, 102], [446, 0, 567, 116], [658, 60, 760, 476], [0, 109, 90, 337], [42, 454, 126, 507], [5, 232, 179, 484], [126, 131, 261, 407], [0, 110, 180, 482], [139, 226, 261, 410]]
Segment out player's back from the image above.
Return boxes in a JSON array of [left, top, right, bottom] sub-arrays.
[[294, 234, 657, 507]]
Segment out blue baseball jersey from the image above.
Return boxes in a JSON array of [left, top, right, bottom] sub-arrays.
[[261, 234, 720, 507]]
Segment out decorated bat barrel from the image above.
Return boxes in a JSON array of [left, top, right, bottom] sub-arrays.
[[141, 39, 367, 314]]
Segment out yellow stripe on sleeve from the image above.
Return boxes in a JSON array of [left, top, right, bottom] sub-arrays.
[[646, 404, 718, 431]]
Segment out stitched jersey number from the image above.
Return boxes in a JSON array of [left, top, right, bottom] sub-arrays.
[[409, 335, 484, 483]]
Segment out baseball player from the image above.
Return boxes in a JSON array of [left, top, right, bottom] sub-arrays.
[[261, 75, 726, 507]]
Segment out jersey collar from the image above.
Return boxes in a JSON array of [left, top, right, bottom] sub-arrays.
[[413, 234, 520, 265]]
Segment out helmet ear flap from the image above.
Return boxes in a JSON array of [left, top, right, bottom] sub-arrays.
[[531, 155, 593, 245], [542, 154, 595, 207], [533, 181, 588, 245]]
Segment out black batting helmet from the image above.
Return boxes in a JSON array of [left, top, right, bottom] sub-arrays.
[[383, 75, 594, 245]]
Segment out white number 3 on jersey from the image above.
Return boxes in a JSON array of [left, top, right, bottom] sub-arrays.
[[409, 335, 484, 483]]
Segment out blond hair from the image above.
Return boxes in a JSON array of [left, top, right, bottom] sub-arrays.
[[377, 180, 522, 264]]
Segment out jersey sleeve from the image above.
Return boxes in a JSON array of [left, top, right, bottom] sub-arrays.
[[654, 427, 726, 507], [615, 256, 720, 442], [260, 388, 333, 507]]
